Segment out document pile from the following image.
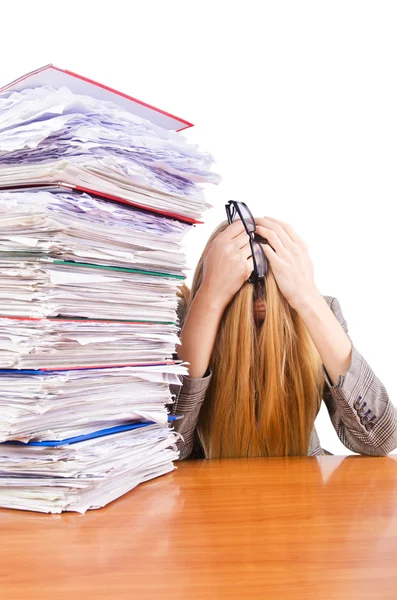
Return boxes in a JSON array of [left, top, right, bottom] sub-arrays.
[[0, 65, 219, 513]]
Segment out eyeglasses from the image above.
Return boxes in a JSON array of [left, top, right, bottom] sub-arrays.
[[225, 200, 268, 284]]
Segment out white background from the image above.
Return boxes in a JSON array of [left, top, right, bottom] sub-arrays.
[[1, 0, 396, 454]]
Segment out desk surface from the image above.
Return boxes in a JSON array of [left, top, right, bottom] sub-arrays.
[[1, 455, 397, 600]]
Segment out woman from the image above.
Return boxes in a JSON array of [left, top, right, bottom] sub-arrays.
[[170, 205, 397, 459]]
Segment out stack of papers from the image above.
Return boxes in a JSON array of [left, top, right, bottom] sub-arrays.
[[0, 318, 180, 369], [0, 365, 187, 442], [0, 83, 219, 221], [0, 66, 219, 512], [0, 189, 192, 272], [0, 423, 180, 513], [0, 189, 189, 326]]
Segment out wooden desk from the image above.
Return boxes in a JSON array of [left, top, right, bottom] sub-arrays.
[[1, 456, 397, 599]]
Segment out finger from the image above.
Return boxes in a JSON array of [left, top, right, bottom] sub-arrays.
[[234, 229, 251, 249], [261, 240, 280, 264], [224, 218, 246, 239], [240, 242, 253, 260], [255, 225, 288, 256], [254, 218, 294, 252], [257, 216, 307, 248]]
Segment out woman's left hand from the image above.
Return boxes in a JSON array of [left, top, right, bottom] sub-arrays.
[[255, 216, 320, 311]]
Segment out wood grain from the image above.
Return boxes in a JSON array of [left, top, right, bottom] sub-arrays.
[[1, 455, 397, 599]]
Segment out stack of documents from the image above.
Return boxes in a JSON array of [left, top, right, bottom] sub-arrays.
[[0, 188, 193, 273], [0, 423, 180, 513], [0, 365, 186, 442], [0, 318, 180, 369], [0, 65, 219, 512], [0, 76, 219, 220]]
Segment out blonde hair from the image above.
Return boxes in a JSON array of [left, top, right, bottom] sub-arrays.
[[178, 221, 324, 458]]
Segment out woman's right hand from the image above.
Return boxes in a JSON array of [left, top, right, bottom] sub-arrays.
[[200, 220, 254, 309]]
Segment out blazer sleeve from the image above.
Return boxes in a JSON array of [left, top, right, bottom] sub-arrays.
[[169, 368, 212, 460], [321, 295, 397, 456]]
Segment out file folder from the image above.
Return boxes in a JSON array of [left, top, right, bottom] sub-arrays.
[[0, 183, 203, 225], [1, 417, 179, 447], [0, 64, 193, 132]]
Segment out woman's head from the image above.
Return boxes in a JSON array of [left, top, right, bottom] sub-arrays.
[[178, 219, 324, 458]]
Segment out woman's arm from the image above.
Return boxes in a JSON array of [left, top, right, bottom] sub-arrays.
[[177, 218, 254, 378], [252, 216, 397, 455], [169, 286, 225, 459], [294, 291, 353, 388], [169, 372, 211, 460], [169, 220, 255, 459], [303, 294, 397, 455], [167, 221, 253, 460], [176, 284, 226, 379]]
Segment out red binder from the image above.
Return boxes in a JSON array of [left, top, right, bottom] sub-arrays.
[[0, 64, 193, 132]]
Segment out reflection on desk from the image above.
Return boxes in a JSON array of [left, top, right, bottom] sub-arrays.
[[1, 455, 397, 600]]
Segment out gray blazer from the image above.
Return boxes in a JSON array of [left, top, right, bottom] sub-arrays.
[[169, 295, 397, 459]]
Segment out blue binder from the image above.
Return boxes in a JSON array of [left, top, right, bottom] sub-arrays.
[[1, 416, 180, 447]]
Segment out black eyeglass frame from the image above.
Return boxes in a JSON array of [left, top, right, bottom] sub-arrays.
[[225, 200, 268, 284]]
